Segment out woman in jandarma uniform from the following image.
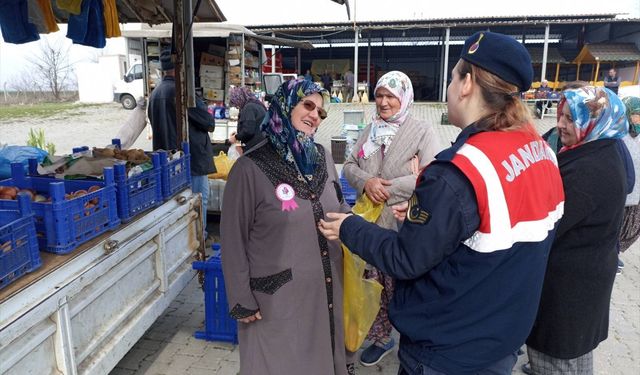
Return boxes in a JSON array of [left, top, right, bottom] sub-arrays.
[[319, 31, 565, 375], [221, 78, 352, 375]]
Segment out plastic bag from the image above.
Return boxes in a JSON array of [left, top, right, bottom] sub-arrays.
[[114, 97, 147, 149], [227, 144, 241, 160], [212, 151, 235, 180], [0, 145, 48, 179], [343, 195, 384, 351]]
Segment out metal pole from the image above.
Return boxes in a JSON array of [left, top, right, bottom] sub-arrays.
[[441, 27, 450, 102], [541, 23, 550, 81], [353, 27, 359, 102], [271, 32, 276, 73], [184, 0, 195, 108], [174, 0, 187, 144], [367, 37, 371, 98]]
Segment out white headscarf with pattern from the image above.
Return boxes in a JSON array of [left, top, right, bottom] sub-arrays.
[[360, 71, 414, 159]]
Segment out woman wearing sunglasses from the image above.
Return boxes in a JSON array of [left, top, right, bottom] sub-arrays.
[[220, 78, 352, 375], [341, 70, 442, 367]]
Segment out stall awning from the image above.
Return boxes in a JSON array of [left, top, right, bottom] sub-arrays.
[[122, 23, 315, 49], [573, 43, 640, 64], [528, 47, 567, 64], [50, 0, 226, 25]]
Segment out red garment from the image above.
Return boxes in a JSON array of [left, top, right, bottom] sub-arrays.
[[452, 128, 565, 253]]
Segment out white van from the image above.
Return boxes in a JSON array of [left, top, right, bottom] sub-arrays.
[[113, 63, 144, 109]]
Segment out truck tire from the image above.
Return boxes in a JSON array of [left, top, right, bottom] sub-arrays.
[[121, 94, 136, 110]]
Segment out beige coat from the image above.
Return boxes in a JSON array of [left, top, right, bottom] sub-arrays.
[[343, 115, 442, 230]]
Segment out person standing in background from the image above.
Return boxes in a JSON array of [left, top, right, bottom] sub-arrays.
[[604, 68, 621, 95], [344, 69, 355, 102], [225, 86, 267, 153], [342, 70, 442, 367], [148, 48, 215, 234]]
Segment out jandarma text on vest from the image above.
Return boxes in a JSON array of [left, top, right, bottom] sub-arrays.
[[502, 140, 556, 182]]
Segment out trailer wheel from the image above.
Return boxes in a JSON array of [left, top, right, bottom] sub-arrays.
[[121, 94, 136, 110]]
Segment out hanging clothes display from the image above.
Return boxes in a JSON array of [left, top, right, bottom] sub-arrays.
[[37, 0, 61, 33], [0, 0, 40, 44], [57, 0, 83, 15], [27, 1, 48, 34], [67, 0, 106, 48], [103, 0, 122, 38]]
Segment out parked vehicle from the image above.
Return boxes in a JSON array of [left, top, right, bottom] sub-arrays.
[[113, 63, 144, 110]]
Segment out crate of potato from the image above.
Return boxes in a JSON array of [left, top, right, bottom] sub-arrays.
[[107, 148, 163, 222], [158, 142, 192, 200], [0, 194, 41, 289], [0, 164, 120, 254]]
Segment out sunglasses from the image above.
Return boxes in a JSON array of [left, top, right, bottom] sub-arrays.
[[301, 100, 327, 120]]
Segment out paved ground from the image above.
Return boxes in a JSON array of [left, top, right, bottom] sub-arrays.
[[110, 103, 640, 375]]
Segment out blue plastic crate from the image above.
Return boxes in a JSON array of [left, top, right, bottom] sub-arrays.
[[192, 244, 238, 344], [0, 164, 120, 254], [340, 176, 357, 206], [158, 142, 192, 200], [113, 153, 163, 222], [0, 194, 41, 289]]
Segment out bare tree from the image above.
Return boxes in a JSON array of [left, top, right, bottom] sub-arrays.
[[26, 39, 74, 101]]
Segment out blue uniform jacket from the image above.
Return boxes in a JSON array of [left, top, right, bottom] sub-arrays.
[[340, 125, 557, 374]]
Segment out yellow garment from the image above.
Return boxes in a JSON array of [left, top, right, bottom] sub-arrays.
[[343, 195, 384, 351], [57, 0, 83, 15], [37, 0, 60, 33], [102, 0, 121, 38]]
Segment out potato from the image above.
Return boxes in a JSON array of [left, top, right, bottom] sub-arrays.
[[74, 189, 88, 198], [0, 186, 18, 199], [34, 194, 47, 202], [0, 241, 12, 253], [88, 185, 101, 193], [0, 194, 13, 200]]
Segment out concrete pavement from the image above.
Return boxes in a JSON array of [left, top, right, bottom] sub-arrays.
[[110, 103, 639, 375]]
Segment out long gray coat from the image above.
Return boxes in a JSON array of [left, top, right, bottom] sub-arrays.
[[221, 141, 351, 375], [343, 115, 442, 230]]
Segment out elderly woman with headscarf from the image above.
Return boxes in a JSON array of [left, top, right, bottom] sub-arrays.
[[526, 86, 629, 374], [226, 86, 267, 153], [618, 96, 640, 254], [342, 71, 442, 366], [220, 78, 352, 375]]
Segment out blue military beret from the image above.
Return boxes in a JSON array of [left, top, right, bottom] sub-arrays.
[[460, 31, 533, 92]]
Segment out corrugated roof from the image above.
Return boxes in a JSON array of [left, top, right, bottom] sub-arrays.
[[248, 14, 625, 32], [122, 23, 314, 49], [49, 0, 226, 25], [528, 47, 568, 64], [573, 43, 640, 63]]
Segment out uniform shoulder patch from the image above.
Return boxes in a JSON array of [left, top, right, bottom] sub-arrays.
[[406, 193, 431, 224]]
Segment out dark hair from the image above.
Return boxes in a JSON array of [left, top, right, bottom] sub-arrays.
[[457, 60, 534, 131]]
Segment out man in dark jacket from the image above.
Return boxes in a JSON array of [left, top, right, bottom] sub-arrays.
[[148, 48, 215, 232]]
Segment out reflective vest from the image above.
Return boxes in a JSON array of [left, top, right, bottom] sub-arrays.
[[451, 129, 565, 253]]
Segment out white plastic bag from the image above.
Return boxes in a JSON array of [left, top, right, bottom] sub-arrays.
[[115, 97, 147, 149], [227, 144, 241, 161]]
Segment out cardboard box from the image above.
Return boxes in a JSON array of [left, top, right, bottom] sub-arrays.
[[200, 52, 224, 66], [207, 44, 227, 56], [200, 65, 224, 77], [201, 77, 224, 89], [203, 88, 225, 100]]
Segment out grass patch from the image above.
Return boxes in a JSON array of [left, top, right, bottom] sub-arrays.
[[0, 102, 104, 121]]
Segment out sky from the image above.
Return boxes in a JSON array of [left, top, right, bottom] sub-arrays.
[[0, 0, 638, 89]]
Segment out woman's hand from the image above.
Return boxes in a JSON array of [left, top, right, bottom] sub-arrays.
[[238, 311, 262, 324], [318, 212, 352, 241], [392, 201, 409, 221], [364, 177, 392, 205], [229, 132, 237, 144], [410, 155, 420, 176]]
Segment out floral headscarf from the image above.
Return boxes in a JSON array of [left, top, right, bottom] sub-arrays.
[[557, 86, 628, 153], [622, 96, 640, 137], [229, 86, 263, 110], [360, 71, 414, 159], [261, 78, 329, 178]]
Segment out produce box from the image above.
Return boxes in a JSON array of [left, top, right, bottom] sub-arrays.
[[0, 163, 120, 254], [192, 245, 238, 344], [200, 52, 224, 67], [158, 142, 191, 200], [113, 152, 163, 222], [204, 88, 225, 101], [0, 193, 41, 289]]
